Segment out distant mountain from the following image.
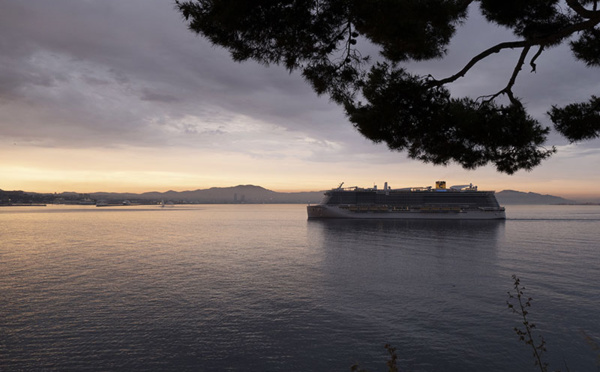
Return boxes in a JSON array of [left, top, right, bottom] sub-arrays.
[[93, 186, 575, 205], [92, 185, 324, 204], [2, 185, 580, 205], [496, 190, 575, 205]]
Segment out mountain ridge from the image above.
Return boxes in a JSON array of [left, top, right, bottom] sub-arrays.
[[91, 185, 319, 204], [494, 190, 575, 205], [0, 185, 587, 205], [91, 186, 577, 205]]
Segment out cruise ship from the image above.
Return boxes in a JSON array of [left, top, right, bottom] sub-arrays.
[[307, 181, 505, 220]]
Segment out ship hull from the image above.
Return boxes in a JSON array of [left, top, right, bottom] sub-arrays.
[[307, 205, 506, 220]]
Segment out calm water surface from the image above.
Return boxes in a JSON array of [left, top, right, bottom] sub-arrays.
[[1, 204, 599, 371]]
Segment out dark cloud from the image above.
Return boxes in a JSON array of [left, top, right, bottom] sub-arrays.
[[0, 0, 359, 152], [140, 89, 181, 103], [0, 0, 598, 165]]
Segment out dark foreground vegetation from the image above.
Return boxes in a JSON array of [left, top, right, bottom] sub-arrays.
[[353, 276, 599, 372], [177, 0, 600, 174]]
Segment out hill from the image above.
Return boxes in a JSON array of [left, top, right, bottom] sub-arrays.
[[1, 186, 585, 205], [92, 185, 324, 204], [495, 190, 575, 205], [92, 187, 577, 205]]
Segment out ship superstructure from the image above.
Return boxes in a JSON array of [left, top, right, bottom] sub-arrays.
[[307, 181, 505, 220]]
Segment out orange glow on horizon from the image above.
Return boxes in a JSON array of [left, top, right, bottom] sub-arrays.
[[2, 144, 600, 201]]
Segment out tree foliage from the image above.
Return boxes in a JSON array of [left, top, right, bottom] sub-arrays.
[[176, 0, 600, 174]]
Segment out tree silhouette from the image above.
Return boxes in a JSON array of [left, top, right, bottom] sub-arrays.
[[176, 0, 600, 173]]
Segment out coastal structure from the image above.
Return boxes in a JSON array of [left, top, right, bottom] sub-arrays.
[[307, 181, 506, 220]]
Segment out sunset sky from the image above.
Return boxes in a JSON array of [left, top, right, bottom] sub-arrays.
[[2, 0, 600, 201]]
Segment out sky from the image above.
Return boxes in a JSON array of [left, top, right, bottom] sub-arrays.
[[1, 0, 600, 201]]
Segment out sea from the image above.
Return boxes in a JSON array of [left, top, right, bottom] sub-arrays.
[[1, 204, 599, 372]]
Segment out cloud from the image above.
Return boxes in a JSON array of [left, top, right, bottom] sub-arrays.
[[0, 0, 365, 158], [1, 0, 599, 187], [140, 89, 181, 103]]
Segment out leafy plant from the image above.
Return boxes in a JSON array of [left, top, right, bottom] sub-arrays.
[[351, 343, 399, 372], [353, 276, 597, 372], [507, 274, 550, 372]]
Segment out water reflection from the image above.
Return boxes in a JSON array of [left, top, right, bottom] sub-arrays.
[[304, 218, 512, 371], [308, 218, 505, 250], [2, 205, 595, 371]]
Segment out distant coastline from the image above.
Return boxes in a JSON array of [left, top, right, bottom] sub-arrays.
[[1, 185, 598, 206]]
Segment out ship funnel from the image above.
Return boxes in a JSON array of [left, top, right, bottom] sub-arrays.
[[435, 181, 447, 189]]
